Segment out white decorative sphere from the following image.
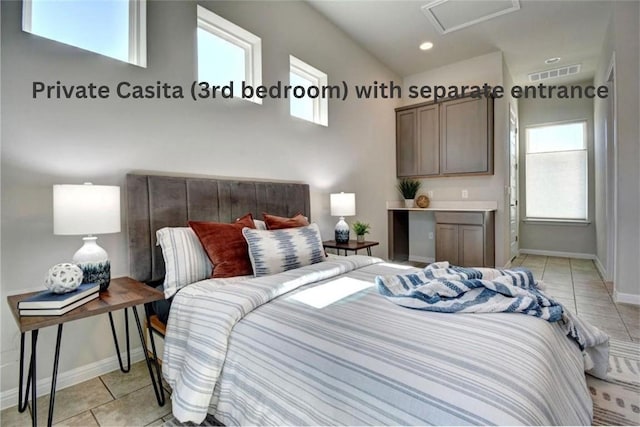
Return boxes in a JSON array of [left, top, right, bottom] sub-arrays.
[[45, 263, 84, 294]]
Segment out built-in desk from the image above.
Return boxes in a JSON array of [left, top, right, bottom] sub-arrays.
[[387, 201, 497, 267]]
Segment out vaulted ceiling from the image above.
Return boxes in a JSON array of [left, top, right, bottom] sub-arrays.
[[308, 0, 612, 84]]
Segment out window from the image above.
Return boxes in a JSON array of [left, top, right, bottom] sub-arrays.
[[525, 121, 588, 221], [290, 55, 328, 126], [197, 5, 262, 104], [22, 0, 146, 67]]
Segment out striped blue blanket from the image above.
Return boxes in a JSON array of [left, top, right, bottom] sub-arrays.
[[376, 261, 609, 378], [376, 262, 561, 319]]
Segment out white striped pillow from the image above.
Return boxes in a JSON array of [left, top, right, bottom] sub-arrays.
[[242, 223, 326, 277], [156, 227, 212, 298]]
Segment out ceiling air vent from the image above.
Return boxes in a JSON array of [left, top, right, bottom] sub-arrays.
[[528, 64, 582, 82], [422, 0, 521, 34]]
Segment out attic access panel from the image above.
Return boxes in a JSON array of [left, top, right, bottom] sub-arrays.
[[422, 0, 521, 34]]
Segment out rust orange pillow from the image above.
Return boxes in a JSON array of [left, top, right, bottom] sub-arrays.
[[263, 212, 309, 230], [189, 213, 256, 278]]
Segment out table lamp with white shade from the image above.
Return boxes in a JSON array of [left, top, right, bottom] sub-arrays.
[[330, 192, 355, 243], [53, 183, 121, 291]]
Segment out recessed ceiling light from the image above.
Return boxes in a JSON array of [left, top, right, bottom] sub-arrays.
[[545, 57, 561, 64], [419, 41, 434, 51]]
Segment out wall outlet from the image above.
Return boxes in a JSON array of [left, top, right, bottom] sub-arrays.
[[428, 232, 434, 239], [461, 189, 468, 199], [427, 190, 433, 198]]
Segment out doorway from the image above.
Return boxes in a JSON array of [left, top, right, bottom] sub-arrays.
[[509, 104, 519, 261], [604, 55, 617, 283]]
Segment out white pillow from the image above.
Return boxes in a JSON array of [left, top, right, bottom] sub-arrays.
[[254, 219, 267, 230], [242, 223, 326, 277], [156, 227, 212, 298]]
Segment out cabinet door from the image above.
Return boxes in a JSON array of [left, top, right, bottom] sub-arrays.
[[440, 97, 492, 175], [436, 224, 459, 265], [417, 105, 440, 176], [396, 109, 417, 177], [458, 225, 484, 267]]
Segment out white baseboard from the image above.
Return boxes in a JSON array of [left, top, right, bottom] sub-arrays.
[[408, 255, 435, 264], [614, 291, 640, 306], [0, 348, 145, 411], [519, 249, 596, 260]]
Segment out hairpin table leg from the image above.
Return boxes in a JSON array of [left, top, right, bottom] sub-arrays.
[[31, 330, 38, 427], [47, 324, 64, 427], [108, 309, 130, 373], [132, 307, 165, 406], [18, 331, 38, 427], [18, 332, 33, 413]]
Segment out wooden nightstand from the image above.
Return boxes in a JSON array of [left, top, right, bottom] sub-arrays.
[[323, 240, 379, 256], [7, 277, 166, 427]]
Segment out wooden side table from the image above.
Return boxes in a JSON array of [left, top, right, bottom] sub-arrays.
[[323, 240, 379, 256], [6, 277, 166, 427]]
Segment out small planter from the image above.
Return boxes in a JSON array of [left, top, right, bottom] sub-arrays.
[[352, 221, 370, 243], [397, 179, 421, 208]]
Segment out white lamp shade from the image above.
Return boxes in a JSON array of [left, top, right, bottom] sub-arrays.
[[53, 184, 121, 235], [330, 192, 356, 217]]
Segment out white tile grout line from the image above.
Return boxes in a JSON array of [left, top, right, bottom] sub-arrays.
[[613, 300, 636, 340], [567, 258, 578, 315], [99, 375, 118, 402], [91, 410, 101, 427]]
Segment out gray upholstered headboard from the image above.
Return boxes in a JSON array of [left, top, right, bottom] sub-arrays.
[[126, 173, 311, 283]]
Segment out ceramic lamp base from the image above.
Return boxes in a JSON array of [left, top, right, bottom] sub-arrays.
[[73, 236, 111, 291], [334, 217, 350, 243]]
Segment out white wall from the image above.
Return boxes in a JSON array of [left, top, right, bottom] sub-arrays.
[[402, 52, 511, 267], [593, 15, 612, 276], [518, 82, 596, 256], [0, 0, 400, 403], [593, 1, 640, 301], [502, 58, 519, 262]]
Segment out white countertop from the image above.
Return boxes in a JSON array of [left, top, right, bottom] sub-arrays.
[[386, 200, 497, 212]]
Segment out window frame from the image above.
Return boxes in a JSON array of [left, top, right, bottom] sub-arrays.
[[524, 119, 589, 222], [22, 0, 147, 68], [289, 55, 328, 126], [196, 5, 262, 104]]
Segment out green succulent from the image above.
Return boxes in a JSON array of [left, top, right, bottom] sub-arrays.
[[352, 221, 371, 236], [397, 178, 421, 199]]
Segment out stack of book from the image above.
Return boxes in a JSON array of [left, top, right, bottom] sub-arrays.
[[19, 282, 100, 316]]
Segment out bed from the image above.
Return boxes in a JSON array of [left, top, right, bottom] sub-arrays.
[[126, 173, 604, 426]]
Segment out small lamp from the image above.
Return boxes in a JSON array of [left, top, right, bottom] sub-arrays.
[[53, 183, 121, 291], [330, 192, 355, 243]]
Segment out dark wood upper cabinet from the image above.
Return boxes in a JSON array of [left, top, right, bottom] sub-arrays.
[[396, 109, 417, 177], [396, 96, 494, 178], [417, 105, 440, 176]]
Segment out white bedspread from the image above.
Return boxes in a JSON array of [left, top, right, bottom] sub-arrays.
[[164, 256, 598, 425]]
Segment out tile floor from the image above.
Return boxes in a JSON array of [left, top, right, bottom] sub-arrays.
[[1, 255, 638, 426], [510, 254, 639, 342], [0, 361, 173, 427]]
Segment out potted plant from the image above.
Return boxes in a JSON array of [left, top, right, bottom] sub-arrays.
[[397, 178, 421, 208], [352, 221, 371, 243]]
